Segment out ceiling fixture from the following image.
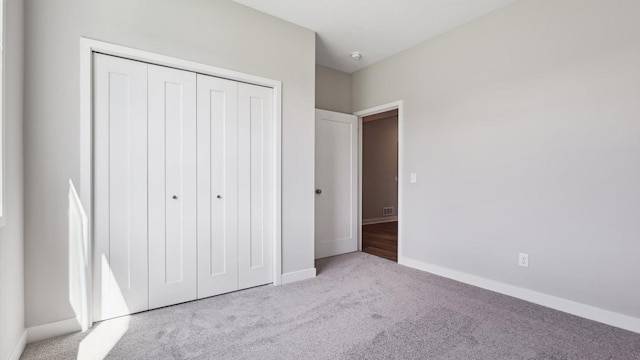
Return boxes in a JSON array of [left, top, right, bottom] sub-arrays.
[[350, 52, 362, 61]]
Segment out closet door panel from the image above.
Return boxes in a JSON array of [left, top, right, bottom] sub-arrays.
[[196, 75, 239, 298], [238, 83, 274, 289], [148, 64, 198, 309], [93, 54, 149, 320]]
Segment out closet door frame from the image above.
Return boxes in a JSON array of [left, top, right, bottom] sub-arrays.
[[81, 38, 283, 327]]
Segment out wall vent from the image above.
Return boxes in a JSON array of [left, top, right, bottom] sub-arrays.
[[382, 207, 394, 216]]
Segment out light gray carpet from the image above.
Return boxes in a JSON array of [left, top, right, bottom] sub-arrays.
[[22, 252, 640, 359]]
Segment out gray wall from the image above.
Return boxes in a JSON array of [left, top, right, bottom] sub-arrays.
[[316, 64, 351, 114], [0, 0, 25, 358], [352, 0, 640, 318], [24, 0, 315, 328], [362, 117, 398, 221]]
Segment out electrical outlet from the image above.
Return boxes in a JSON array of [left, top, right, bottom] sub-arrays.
[[518, 253, 529, 268], [410, 173, 417, 183]]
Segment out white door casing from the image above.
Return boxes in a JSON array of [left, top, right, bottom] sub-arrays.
[[196, 74, 240, 298], [238, 83, 275, 289], [314, 109, 358, 259], [93, 54, 149, 321], [148, 64, 198, 309]]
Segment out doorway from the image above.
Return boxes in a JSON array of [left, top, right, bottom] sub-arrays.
[[360, 109, 399, 261]]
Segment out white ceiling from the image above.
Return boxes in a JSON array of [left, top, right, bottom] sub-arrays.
[[233, 0, 521, 73]]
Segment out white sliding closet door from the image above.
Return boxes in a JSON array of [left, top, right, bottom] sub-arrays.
[[196, 75, 239, 298], [148, 64, 198, 309], [238, 83, 274, 289], [93, 54, 149, 321]]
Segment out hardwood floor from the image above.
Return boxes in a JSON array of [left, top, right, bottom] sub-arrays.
[[362, 221, 398, 262]]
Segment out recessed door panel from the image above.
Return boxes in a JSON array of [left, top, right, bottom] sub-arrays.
[[148, 64, 198, 309], [196, 74, 239, 298], [238, 83, 274, 289], [93, 54, 149, 321]]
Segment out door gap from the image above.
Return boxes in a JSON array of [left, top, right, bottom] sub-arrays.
[[361, 109, 399, 262]]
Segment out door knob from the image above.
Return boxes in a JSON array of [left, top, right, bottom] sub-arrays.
[[315, 189, 322, 194], [172, 195, 178, 200], [217, 195, 222, 199]]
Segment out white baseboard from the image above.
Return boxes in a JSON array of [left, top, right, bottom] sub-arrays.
[[27, 318, 81, 344], [8, 330, 27, 360], [281, 268, 316, 285], [362, 216, 398, 225], [399, 256, 640, 334]]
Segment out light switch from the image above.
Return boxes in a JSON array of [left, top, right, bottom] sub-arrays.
[[410, 173, 417, 183]]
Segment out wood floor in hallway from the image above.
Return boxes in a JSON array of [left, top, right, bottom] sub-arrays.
[[362, 221, 398, 262]]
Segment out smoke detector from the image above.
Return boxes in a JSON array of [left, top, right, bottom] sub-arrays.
[[350, 52, 362, 61]]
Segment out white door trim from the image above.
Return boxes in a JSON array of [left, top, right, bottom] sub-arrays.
[[353, 101, 404, 258], [80, 38, 283, 327]]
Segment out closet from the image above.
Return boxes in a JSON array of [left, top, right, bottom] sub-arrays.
[[93, 53, 274, 321]]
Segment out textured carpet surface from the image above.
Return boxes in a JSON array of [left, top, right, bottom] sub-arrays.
[[22, 252, 640, 359]]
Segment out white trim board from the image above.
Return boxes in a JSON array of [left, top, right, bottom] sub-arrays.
[[26, 318, 81, 344], [8, 330, 27, 360], [281, 268, 317, 285], [354, 101, 404, 254], [362, 216, 398, 225], [399, 256, 640, 334], [80, 38, 284, 329]]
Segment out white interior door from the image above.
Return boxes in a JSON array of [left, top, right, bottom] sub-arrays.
[[315, 109, 358, 259], [196, 74, 239, 298], [148, 64, 198, 309], [93, 54, 149, 320], [238, 83, 274, 289]]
